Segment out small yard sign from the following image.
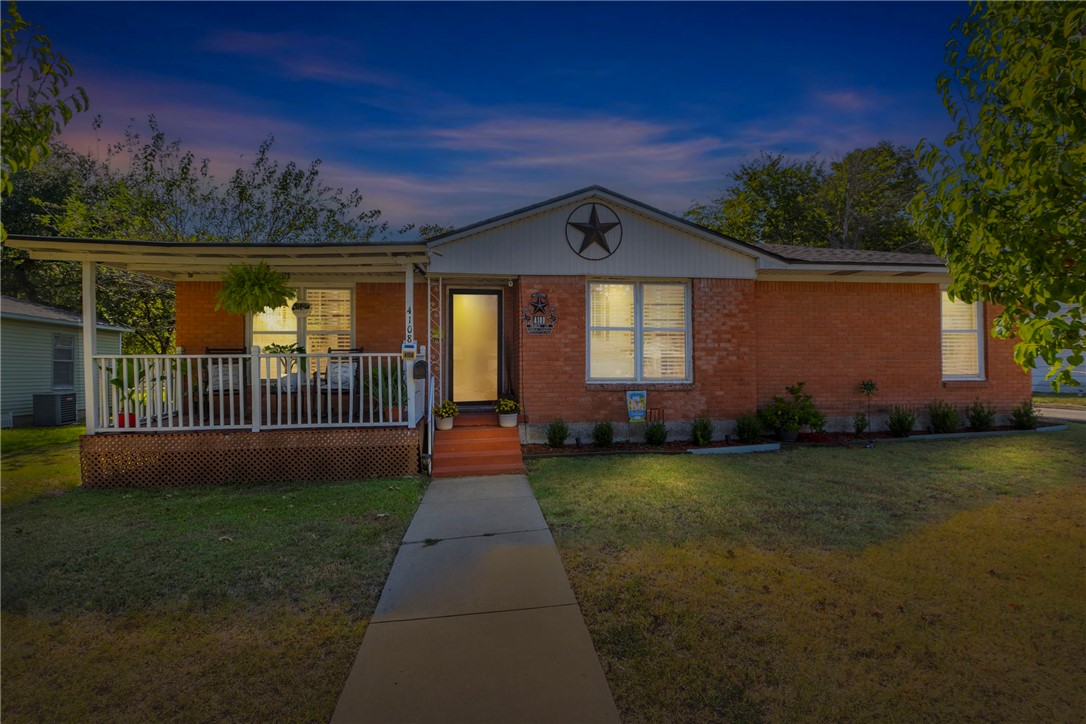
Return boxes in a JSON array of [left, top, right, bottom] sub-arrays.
[[626, 390, 647, 422]]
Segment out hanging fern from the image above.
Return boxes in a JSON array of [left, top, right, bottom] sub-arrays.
[[215, 261, 292, 315]]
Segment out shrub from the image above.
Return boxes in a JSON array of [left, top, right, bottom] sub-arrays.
[[645, 420, 668, 445], [592, 420, 614, 447], [853, 411, 869, 436], [759, 381, 825, 433], [690, 416, 713, 446], [966, 398, 997, 431], [546, 418, 569, 448], [1010, 400, 1039, 430], [887, 405, 917, 437], [735, 414, 762, 444], [928, 399, 960, 434]]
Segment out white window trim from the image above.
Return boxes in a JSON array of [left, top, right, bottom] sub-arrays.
[[941, 291, 985, 381], [585, 280, 692, 384], [52, 333, 76, 389], [246, 286, 355, 351]]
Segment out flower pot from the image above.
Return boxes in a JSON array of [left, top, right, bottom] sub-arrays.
[[777, 428, 799, 443], [116, 412, 137, 428], [435, 416, 454, 431], [498, 413, 518, 428]]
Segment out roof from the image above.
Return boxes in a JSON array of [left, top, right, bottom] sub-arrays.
[[1, 236, 429, 282], [758, 244, 944, 267], [4, 186, 948, 279], [0, 295, 132, 333]]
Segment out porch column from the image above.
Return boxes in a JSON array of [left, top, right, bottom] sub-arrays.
[[405, 264, 415, 424], [82, 260, 97, 435]]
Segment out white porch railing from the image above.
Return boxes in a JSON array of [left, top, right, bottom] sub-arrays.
[[92, 351, 423, 433]]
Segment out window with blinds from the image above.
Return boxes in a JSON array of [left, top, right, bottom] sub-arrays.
[[941, 291, 984, 379], [252, 289, 353, 352], [588, 282, 690, 382], [52, 334, 75, 388]]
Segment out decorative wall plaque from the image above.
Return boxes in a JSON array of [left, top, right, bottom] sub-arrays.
[[566, 203, 622, 260], [523, 291, 557, 335]]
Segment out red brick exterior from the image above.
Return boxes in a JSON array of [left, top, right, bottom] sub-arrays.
[[175, 282, 245, 352], [753, 281, 1028, 417], [508, 277, 1028, 428], [177, 276, 1030, 430], [354, 282, 427, 353]]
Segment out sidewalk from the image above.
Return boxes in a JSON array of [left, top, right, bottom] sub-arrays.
[[331, 474, 620, 724]]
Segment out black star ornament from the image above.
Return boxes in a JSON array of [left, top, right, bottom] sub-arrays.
[[569, 204, 620, 255]]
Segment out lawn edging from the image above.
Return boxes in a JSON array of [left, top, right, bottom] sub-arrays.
[[873, 424, 1069, 444], [688, 442, 781, 455]]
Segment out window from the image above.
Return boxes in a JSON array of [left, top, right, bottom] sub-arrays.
[[941, 291, 984, 379], [251, 288, 353, 353], [588, 282, 689, 382], [52, 334, 75, 388]]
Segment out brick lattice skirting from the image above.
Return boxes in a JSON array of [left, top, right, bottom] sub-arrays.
[[80, 427, 421, 489]]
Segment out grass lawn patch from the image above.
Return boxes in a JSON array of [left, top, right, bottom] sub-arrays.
[[1, 476, 424, 722], [1034, 392, 1086, 407], [1, 425, 85, 506], [530, 425, 1086, 722]]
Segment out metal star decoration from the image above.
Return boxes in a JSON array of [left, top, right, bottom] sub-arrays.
[[568, 204, 619, 255]]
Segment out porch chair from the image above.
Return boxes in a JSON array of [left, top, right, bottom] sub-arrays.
[[318, 347, 365, 422], [204, 347, 249, 425]]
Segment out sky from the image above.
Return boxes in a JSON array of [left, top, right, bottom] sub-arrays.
[[22, 1, 968, 235]]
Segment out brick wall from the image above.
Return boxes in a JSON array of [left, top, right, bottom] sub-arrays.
[[354, 282, 427, 354], [515, 276, 758, 426], [509, 277, 1029, 430], [175, 282, 245, 352], [754, 281, 1029, 419], [177, 281, 426, 355]]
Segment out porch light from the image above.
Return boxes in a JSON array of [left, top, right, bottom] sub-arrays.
[[291, 301, 312, 321]]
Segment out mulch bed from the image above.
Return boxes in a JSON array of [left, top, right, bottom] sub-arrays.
[[523, 424, 1063, 457]]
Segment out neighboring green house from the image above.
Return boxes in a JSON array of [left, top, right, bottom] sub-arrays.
[[1, 296, 129, 427]]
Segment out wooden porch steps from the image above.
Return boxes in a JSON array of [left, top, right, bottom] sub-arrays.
[[432, 417, 524, 478]]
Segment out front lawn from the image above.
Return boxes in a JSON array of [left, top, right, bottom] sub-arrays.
[[1, 470, 424, 721], [530, 426, 1086, 722], [1, 425, 84, 506]]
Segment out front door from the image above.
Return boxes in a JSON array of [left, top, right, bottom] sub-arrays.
[[449, 290, 501, 404]]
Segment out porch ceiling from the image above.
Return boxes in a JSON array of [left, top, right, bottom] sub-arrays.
[[4, 236, 430, 281]]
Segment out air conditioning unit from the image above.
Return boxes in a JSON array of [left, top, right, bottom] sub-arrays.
[[33, 392, 78, 426]]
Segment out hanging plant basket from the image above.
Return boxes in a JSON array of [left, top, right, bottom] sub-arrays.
[[215, 261, 292, 315]]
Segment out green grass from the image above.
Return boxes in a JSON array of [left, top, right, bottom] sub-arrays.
[[1, 425, 85, 506], [529, 426, 1086, 722], [1033, 392, 1086, 407], [1, 474, 425, 722]]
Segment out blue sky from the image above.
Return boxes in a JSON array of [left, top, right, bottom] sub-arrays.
[[25, 1, 966, 233]]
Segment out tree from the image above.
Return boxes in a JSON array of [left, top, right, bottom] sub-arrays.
[[687, 145, 925, 251], [910, 2, 1085, 389], [823, 141, 923, 251], [1, 1, 88, 239], [44, 116, 392, 244], [686, 153, 831, 246]]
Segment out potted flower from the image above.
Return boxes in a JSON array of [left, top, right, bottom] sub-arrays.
[[433, 400, 459, 430], [495, 398, 521, 428]]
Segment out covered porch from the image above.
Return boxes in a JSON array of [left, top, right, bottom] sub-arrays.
[[7, 236, 436, 486]]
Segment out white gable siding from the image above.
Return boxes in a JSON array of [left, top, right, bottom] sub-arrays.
[[429, 198, 757, 279]]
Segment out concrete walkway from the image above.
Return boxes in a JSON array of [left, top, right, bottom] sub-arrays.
[[332, 474, 620, 724], [1037, 406, 1086, 423]]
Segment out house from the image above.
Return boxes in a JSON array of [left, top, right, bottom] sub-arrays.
[[1, 295, 128, 427], [5, 186, 1031, 486]]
